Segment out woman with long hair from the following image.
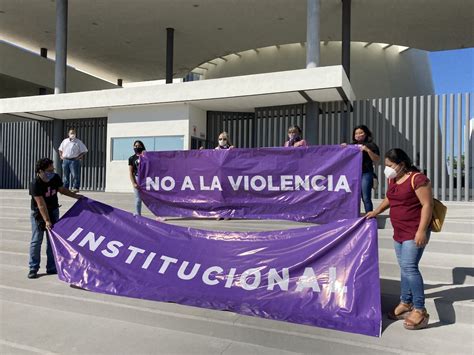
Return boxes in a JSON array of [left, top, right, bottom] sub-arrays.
[[367, 148, 433, 330], [342, 125, 380, 212]]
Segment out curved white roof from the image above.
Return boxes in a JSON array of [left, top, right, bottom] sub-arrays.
[[0, 0, 472, 82]]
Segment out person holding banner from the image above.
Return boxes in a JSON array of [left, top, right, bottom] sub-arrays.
[[215, 132, 234, 150], [342, 125, 380, 212], [28, 158, 83, 279], [129, 140, 146, 216], [215, 132, 233, 220], [366, 148, 433, 330], [284, 125, 307, 147]]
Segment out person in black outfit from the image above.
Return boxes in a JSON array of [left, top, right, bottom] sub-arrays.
[[342, 125, 380, 212], [128, 140, 146, 216], [28, 158, 83, 279]]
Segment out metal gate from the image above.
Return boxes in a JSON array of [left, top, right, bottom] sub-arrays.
[[1, 119, 54, 189], [207, 104, 306, 149], [61, 117, 107, 191], [0, 117, 107, 191]]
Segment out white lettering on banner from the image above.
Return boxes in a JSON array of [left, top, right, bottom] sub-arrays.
[[125, 246, 146, 264], [142, 252, 157, 269], [177, 261, 202, 280], [280, 176, 294, 191], [240, 268, 262, 290], [202, 266, 224, 286], [250, 176, 266, 191], [267, 268, 290, 291], [311, 175, 326, 191], [328, 267, 348, 293], [78, 232, 105, 251], [334, 176, 351, 193], [199, 176, 210, 191], [67, 227, 83, 242], [102, 240, 124, 258], [225, 267, 237, 288], [146, 177, 176, 191], [295, 267, 321, 292], [181, 176, 195, 191], [210, 176, 223, 191], [145, 175, 352, 193], [66, 227, 349, 294], [158, 255, 178, 274], [294, 175, 310, 190], [228, 176, 243, 191]]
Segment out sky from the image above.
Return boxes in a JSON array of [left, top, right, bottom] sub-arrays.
[[429, 48, 473, 160], [429, 48, 474, 94]]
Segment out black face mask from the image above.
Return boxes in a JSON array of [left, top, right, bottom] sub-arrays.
[[134, 147, 144, 154]]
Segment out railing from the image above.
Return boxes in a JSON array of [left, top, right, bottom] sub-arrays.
[[208, 93, 473, 202], [328, 93, 473, 202]]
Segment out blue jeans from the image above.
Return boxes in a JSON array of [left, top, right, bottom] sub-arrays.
[[361, 171, 374, 213], [62, 159, 81, 189], [29, 208, 60, 272], [134, 187, 142, 216], [393, 232, 430, 309]]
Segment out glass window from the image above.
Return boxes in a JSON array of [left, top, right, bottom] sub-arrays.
[[111, 136, 185, 161]]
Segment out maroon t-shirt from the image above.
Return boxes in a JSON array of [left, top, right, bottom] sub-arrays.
[[386, 172, 430, 242]]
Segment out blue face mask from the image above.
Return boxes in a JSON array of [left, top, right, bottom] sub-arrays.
[[44, 171, 55, 181]]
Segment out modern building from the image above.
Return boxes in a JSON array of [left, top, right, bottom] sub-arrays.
[[0, 0, 472, 199]]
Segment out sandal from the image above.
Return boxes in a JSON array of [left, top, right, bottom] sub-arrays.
[[387, 302, 413, 320], [403, 309, 430, 330]]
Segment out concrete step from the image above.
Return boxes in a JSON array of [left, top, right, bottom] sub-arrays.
[[2, 234, 473, 287], [2, 190, 473, 212], [2, 216, 473, 255], [0, 266, 473, 354], [378, 248, 474, 285], [375, 214, 474, 233], [377, 233, 474, 255], [380, 278, 474, 325], [1, 244, 472, 326]]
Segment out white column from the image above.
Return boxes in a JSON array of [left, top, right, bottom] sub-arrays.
[[306, 0, 320, 68], [54, 0, 68, 94]]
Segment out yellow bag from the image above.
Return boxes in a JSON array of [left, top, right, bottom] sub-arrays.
[[411, 173, 447, 233]]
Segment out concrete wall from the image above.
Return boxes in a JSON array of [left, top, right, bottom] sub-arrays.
[[106, 103, 207, 192], [188, 105, 207, 141], [0, 41, 117, 98], [198, 42, 434, 100]]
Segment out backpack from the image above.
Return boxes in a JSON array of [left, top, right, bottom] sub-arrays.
[[411, 173, 447, 232]]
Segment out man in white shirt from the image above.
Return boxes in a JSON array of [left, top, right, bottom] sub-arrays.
[[58, 128, 88, 192]]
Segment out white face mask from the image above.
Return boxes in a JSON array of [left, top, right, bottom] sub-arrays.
[[218, 138, 227, 147], [384, 166, 398, 179], [69, 134, 76, 139]]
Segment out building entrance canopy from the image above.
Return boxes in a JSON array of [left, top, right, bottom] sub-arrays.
[[0, 66, 354, 120]]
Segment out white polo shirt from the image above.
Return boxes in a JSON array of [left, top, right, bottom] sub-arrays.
[[58, 138, 88, 159]]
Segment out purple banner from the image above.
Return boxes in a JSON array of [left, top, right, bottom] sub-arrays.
[[138, 145, 362, 223], [49, 198, 381, 337]]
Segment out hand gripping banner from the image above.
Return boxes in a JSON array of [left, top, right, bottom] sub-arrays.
[[49, 198, 381, 337], [138, 145, 362, 223]]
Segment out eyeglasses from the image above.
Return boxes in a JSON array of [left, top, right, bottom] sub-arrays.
[[218, 138, 227, 141]]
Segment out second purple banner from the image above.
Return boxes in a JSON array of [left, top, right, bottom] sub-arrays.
[[138, 145, 362, 223]]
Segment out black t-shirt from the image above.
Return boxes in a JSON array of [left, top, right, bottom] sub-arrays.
[[128, 154, 140, 176], [356, 141, 380, 173], [29, 174, 63, 211]]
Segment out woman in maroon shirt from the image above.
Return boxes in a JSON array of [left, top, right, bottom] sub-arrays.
[[366, 148, 433, 330]]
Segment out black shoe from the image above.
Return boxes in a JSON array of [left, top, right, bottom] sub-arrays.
[[46, 269, 57, 275], [27, 270, 38, 279]]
